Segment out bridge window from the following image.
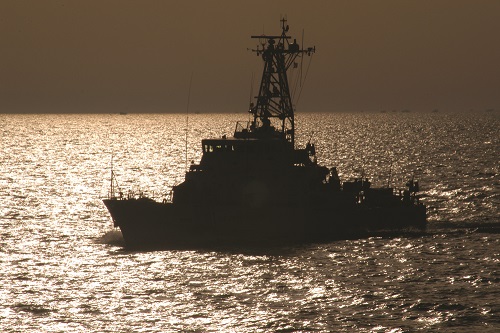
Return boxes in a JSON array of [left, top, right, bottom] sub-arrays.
[[204, 143, 238, 153], [203, 144, 214, 153]]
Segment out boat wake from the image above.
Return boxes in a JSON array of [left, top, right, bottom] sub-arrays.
[[427, 221, 500, 236], [97, 229, 125, 247]]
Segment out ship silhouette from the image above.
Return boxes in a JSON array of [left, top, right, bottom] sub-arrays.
[[103, 20, 426, 249]]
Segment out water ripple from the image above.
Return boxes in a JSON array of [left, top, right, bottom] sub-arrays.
[[0, 113, 498, 332]]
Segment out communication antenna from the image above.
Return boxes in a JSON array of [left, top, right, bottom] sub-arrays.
[[109, 154, 121, 199], [308, 130, 314, 144], [110, 154, 114, 198], [300, 29, 304, 87], [248, 71, 254, 122], [185, 72, 193, 172], [387, 160, 393, 188], [248, 72, 254, 108]]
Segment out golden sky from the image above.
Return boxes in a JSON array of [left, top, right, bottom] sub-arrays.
[[2, 0, 499, 113]]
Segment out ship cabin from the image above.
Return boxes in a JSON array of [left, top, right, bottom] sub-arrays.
[[188, 135, 317, 175]]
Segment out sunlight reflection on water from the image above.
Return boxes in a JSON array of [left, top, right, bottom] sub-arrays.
[[0, 112, 499, 332]]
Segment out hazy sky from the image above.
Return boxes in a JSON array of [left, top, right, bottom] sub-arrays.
[[2, 0, 499, 113]]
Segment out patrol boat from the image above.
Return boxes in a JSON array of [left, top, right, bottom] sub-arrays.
[[103, 20, 426, 249]]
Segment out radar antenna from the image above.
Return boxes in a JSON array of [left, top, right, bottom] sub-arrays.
[[249, 18, 315, 147]]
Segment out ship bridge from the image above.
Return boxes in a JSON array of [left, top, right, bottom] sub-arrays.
[[188, 135, 316, 173]]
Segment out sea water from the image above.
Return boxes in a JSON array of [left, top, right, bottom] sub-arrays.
[[0, 112, 498, 332]]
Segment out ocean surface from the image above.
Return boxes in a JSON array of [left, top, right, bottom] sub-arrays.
[[0, 112, 498, 332]]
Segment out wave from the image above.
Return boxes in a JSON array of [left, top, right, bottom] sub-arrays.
[[96, 229, 125, 247]]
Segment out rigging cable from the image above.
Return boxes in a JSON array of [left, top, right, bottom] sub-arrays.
[[295, 53, 314, 107]]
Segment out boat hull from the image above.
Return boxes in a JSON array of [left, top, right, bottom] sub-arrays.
[[103, 198, 426, 249]]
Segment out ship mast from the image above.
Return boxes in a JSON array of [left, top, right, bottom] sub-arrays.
[[250, 18, 315, 147]]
